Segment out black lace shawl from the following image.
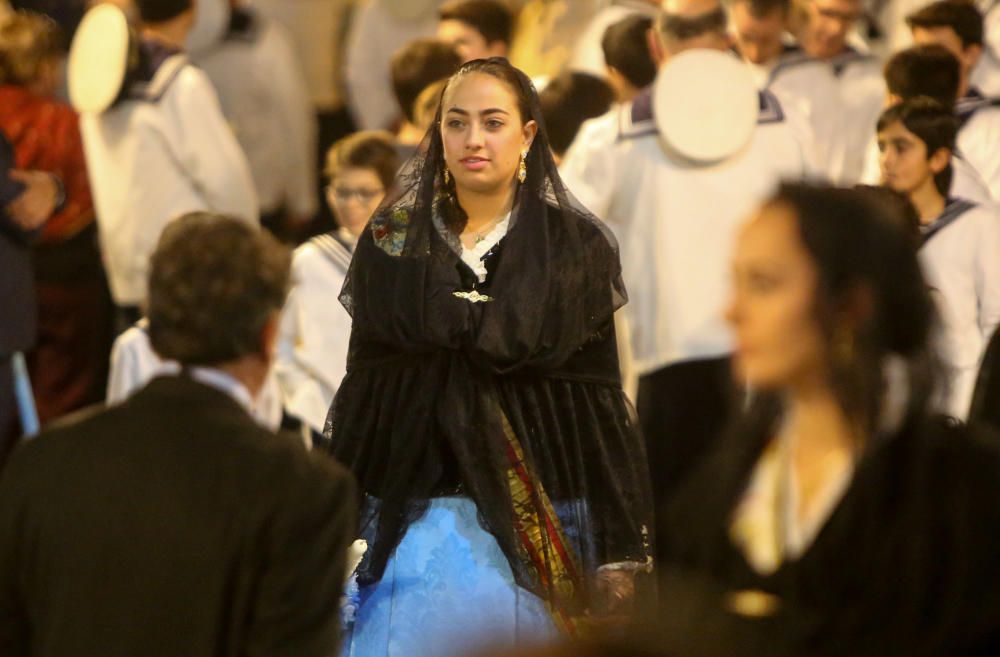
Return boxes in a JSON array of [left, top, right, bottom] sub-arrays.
[[323, 59, 653, 617]]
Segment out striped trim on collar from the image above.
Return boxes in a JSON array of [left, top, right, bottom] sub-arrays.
[[829, 47, 876, 77], [920, 198, 976, 246], [956, 87, 1000, 127], [127, 54, 188, 103], [310, 231, 354, 272], [618, 87, 785, 141]]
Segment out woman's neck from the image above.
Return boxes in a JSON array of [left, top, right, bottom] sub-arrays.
[[455, 184, 514, 234], [910, 178, 947, 225], [782, 377, 861, 521]]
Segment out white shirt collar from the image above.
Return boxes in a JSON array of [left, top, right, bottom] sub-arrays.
[[187, 366, 256, 416]]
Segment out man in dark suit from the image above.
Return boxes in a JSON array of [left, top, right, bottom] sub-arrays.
[[0, 212, 357, 657], [0, 130, 62, 467]]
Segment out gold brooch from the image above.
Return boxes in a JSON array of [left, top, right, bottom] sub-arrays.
[[452, 290, 493, 303]]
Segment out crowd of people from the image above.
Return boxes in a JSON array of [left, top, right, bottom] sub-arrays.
[[2, 0, 1000, 656]]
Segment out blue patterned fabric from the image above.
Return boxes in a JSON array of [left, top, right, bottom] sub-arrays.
[[343, 497, 559, 657]]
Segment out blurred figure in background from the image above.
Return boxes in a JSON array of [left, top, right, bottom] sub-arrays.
[[189, 0, 318, 242], [0, 11, 112, 426], [390, 37, 461, 155], [508, 0, 602, 83], [655, 182, 1000, 657], [600, 13, 657, 103], [0, 130, 62, 469], [729, 0, 846, 181], [907, 0, 1000, 199], [75, 0, 257, 330], [437, 0, 511, 62], [570, 0, 659, 81], [561, 0, 810, 546], [276, 131, 399, 439], [858, 44, 993, 203], [792, 0, 884, 184], [538, 70, 614, 163], [345, 0, 442, 131]]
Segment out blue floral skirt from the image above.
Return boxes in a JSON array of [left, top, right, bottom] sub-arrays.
[[342, 497, 559, 657]]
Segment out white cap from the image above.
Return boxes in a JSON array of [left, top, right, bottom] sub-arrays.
[[68, 4, 133, 114], [653, 48, 759, 163], [186, 0, 231, 55]]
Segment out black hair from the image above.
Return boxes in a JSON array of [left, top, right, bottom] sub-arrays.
[[439, 0, 513, 47], [539, 72, 615, 157], [148, 213, 291, 366], [884, 44, 961, 109], [737, 0, 792, 18], [907, 0, 983, 48], [852, 184, 922, 244], [877, 96, 958, 196], [761, 182, 938, 437], [133, 0, 192, 23], [656, 6, 728, 41], [391, 38, 462, 124], [601, 14, 657, 90]]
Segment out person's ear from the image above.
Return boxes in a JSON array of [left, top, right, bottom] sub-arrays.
[[259, 312, 280, 363], [522, 119, 538, 151], [647, 26, 667, 66], [928, 146, 951, 176], [963, 43, 983, 70]]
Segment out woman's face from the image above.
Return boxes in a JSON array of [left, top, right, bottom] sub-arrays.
[[877, 120, 943, 194], [326, 167, 386, 235], [440, 72, 537, 197], [726, 203, 829, 391]]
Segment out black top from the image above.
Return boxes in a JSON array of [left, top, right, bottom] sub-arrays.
[[0, 375, 357, 657], [655, 406, 1000, 657]]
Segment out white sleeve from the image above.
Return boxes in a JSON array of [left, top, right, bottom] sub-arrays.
[[106, 326, 173, 404], [559, 112, 620, 222], [858, 135, 881, 185], [976, 207, 1000, 341], [273, 276, 333, 434], [169, 67, 260, 223], [262, 24, 319, 218], [344, 1, 400, 131], [961, 112, 1000, 201]]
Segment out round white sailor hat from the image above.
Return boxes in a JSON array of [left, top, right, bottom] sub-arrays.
[[653, 48, 759, 163], [186, 0, 231, 55], [68, 4, 135, 114]]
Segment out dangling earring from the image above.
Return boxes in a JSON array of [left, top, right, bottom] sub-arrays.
[[518, 149, 528, 184], [443, 166, 451, 185]]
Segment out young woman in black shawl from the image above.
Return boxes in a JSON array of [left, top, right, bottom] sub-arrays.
[[324, 58, 653, 654], [651, 183, 1000, 657]]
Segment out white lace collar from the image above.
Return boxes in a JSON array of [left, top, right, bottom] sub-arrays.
[[460, 211, 512, 283]]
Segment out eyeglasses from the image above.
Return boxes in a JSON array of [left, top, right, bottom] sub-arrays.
[[328, 186, 385, 203]]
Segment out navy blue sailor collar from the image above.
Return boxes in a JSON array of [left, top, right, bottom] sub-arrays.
[[920, 197, 976, 246]]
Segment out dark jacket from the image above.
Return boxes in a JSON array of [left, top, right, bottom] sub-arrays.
[[0, 131, 35, 354], [0, 374, 357, 657]]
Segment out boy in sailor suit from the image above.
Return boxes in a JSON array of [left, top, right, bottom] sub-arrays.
[[76, 0, 258, 323], [561, 0, 809, 556], [794, 0, 885, 183], [908, 0, 1000, 199], [860, 44, 993, 203], [877, 97, 1000, 420], [188, 0, 318, 238], [730, 0, 847, 182]]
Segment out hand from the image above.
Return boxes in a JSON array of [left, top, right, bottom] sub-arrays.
[[593, 568, 637, 617], [5, 170, 59, 231]]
